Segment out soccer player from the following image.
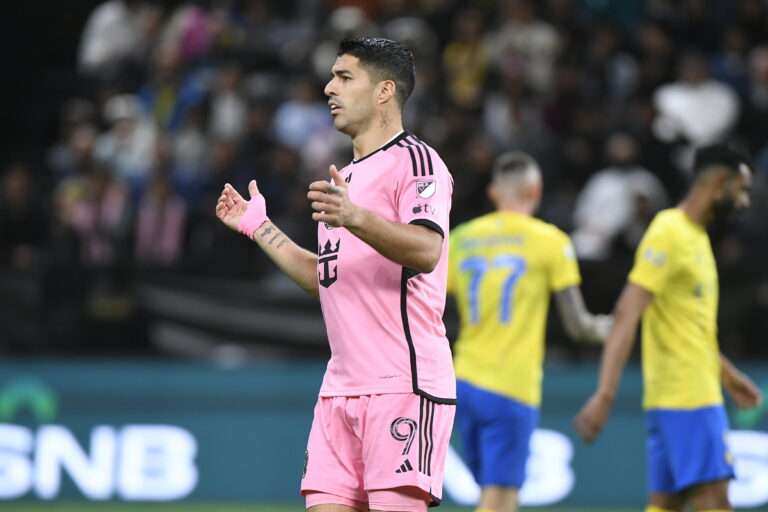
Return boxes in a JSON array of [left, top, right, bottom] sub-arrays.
[[216, 37, 455, 512], [448, 152, 611, 512], [574, 143, 764, 512]]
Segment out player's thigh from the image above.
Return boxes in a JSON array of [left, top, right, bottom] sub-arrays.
[[646, 412, 678, 497], [363, 393, 455, 507], [368, 486, 430, 512], [476, 393, 537, 488], [455, 379, 482, 476], [656, 406, 734, 493], [648, 491, 686, 512], [307, 503, 363, 512], [301, 397, 367, 504], [686, 478, 731, 511]]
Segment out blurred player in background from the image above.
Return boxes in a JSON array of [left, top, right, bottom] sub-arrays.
[[216, 37, 455, 512], [575, 143, 763, 512], [448, 152, 611, 512]]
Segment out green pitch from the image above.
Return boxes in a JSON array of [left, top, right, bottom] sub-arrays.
[[2, 505, 767, 512], [0, 506, 641, 512]]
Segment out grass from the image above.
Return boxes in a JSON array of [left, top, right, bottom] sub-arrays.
[[0, 506, 645, 512], [1, 505, 766, 512]]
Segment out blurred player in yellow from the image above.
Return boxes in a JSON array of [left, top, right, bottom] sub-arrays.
[[575, 143, 763, 512], [448, 152, 611, 512]]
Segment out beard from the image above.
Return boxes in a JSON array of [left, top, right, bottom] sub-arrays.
[[708, 196, 742, 242]]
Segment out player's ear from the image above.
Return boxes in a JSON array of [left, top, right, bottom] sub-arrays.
[[376, 79, 397, 105], [529, 179, 543, 211], [487, 182, 499, 206], [710, 169, 731, 198]]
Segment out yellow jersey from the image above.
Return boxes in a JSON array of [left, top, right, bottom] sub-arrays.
[[448, 211, 581, 406], [629, 208, 723, 409]]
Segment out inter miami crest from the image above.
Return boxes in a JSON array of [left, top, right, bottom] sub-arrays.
[[318, 239, 341, 288]]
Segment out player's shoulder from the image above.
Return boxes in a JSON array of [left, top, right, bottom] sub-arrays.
[[452, 213, 567, 241], [646, 208, 685, 237], [524, 216, 571, 246], [390, 132, 451, 180], [451, 212, 498, 239]]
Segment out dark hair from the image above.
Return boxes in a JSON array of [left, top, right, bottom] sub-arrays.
[[692, 142, 750, 178], [337, 37, 415, 108]]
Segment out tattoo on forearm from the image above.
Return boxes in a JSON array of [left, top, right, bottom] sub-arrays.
[[260, 225, 275, 238], [255, 222, 288, 249]]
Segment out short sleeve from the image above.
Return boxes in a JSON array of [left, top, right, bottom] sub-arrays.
[[549, 231, 581, 292], [395, 144, 452, 238], [628, 217, 676, 294]]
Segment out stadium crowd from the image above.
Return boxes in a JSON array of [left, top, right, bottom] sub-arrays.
[[2, 0, 768, 357]]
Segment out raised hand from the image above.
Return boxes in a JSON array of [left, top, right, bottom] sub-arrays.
[[307, 165, 361, 228], [215, 180, 268, 239]]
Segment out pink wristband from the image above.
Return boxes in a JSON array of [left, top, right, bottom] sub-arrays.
[[237, 194, 268, 239]]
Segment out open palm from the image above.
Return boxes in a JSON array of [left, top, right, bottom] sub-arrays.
[[216, 183, 248, 232]]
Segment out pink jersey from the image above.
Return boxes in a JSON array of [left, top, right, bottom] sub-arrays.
[[317, 132, 455, 403]]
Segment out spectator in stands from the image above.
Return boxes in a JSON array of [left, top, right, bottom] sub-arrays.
[[49, 123, 99, 181], [6, 0, 768, 358], [634, 21, 676, 96], [47, 99, 98, 179], [54, 161, 131, 267], [583, 22, 638, 102], [173, 104, 209, 195], [134, 165, 188, 269], [209, 63, 248, 141], [488, 0, 561, 95], [0, 163, 48, 270], [572, 133, 667, 261], [740, 46, 768, 154], [94, 94, 156, 188], [735, 0, 768, 47], [712, 26, 751, 96], [138, 45, 208, 132], [273, 77, 331, 149], [78, 0, 161, 79], [442, 8, 489, 108], [653, 51, 740, 147]]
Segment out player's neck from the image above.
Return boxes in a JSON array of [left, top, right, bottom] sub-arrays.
[[679, 185, 716, 227], [351, 112, 404, 161], [497, 202, 535, 216]]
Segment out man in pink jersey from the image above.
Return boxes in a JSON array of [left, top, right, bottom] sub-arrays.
[[215, 37, 455, 512]]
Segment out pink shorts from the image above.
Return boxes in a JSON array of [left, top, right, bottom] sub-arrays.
[[300, 393, 455, 510]]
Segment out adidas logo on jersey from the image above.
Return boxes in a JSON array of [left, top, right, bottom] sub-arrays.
[[395, 459, 414, 473]]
